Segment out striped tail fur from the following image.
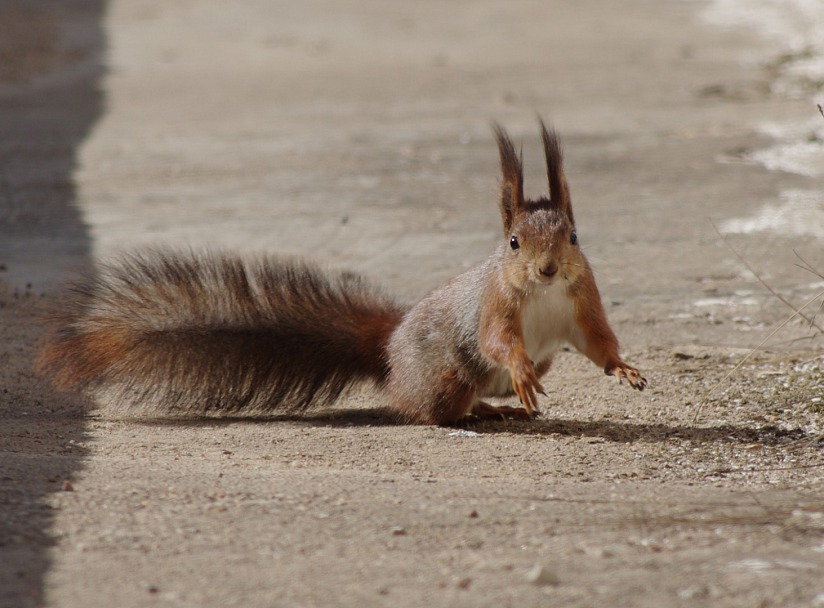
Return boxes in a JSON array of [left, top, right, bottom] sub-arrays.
[[37, 251, 407, 415]]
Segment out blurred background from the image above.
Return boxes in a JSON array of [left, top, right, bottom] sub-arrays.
[[2, 0, 822, 309]]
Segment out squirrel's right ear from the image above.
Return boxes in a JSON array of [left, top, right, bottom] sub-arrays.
[[493, 123, 524, 234], [539, 118, 574, 226]]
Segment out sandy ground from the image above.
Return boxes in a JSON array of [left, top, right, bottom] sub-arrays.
[[1, 0, 823, 606]]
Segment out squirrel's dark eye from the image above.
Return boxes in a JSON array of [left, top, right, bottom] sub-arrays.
[[510, 235, 520, 251], [570, 231, 578, 245]]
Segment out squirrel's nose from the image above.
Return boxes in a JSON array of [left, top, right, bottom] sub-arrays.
[[540, 261, 559, 278]]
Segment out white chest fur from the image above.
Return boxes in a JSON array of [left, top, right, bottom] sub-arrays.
[[481, 281, 584, 397], [520, 282, 580, 362]]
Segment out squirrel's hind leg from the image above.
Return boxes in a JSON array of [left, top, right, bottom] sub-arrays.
[[472, 355, 552, 420], [535, 355, 553, 378], [388, 375, 539, 425], [388, 370, 478, 425], [470, 401, 539, 421]]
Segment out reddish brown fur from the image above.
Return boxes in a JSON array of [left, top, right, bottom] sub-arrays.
[[37, 252, 406, 415], [39, 327, 132, 391], [38, 121, 645, 424], [534, 356, 554, 378], [568, 265, 621, 370], [540, 120, 574, 225], [476, 284, 544, 415], [493, 123, 524, 235], [384, 122, 644, 425]]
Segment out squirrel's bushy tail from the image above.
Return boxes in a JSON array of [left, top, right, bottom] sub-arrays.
[[37, 251, 406, 415]]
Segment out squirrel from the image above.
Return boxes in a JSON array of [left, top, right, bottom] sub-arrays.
[[37, 121, 646, 425]]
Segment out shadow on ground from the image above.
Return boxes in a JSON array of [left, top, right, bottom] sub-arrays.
[[0, 1, 105, 606], [128, 406, 812, 446]]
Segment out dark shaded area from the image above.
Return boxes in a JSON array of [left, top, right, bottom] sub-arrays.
[[0, 0, 101, 288], [0, 1, 104, 606], [130, 406, 814, 447]]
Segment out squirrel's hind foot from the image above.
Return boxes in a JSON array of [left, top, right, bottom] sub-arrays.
[[470, 400, 540, 422]]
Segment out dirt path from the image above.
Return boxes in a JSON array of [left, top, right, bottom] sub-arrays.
[[1, 1, 823, 607]]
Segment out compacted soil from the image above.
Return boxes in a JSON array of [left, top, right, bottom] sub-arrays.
[[1, 1, 822, 606]]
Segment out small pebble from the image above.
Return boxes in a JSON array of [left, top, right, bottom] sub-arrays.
[[448, 430, 480, 438], [526, 565, 559, 586], [677, 584, 708, 600]]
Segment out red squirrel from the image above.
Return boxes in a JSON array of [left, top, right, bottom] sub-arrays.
[[38, 121, 646, 425]]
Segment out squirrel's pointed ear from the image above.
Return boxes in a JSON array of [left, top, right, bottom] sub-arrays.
[[539, 119, 574, 226], [493, 123, 524, 234]]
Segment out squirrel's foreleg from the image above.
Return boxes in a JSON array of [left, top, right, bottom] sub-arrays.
[[570, 271, 647, 391], [478, 305, 546, 415]]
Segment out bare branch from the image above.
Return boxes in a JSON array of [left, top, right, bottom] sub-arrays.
[[692, 223, 824, 424], [692, 289, 824, 424], [712, 222, 824, 333], [794, 250, 824, 281]]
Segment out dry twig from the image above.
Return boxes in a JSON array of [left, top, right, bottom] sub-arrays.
[[693, 225, 824, 423], [712, 222, 823, 334]]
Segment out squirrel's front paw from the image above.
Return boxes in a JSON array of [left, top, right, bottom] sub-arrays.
[[510, 359, 546, 415], [607, 363, 647, 391]]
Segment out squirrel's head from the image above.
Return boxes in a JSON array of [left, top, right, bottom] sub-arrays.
[[494, 120, 586, 291]]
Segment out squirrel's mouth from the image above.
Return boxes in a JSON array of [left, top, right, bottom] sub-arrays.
[[536, 261, 559, 284]]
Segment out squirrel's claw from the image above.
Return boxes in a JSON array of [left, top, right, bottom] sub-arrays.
[[510, 359, 545, 415], [609, 364, 647, 391]]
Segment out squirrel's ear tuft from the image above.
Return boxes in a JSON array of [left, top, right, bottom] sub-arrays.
[[539, 118, 574, 226], [493, 123, 524, 235]]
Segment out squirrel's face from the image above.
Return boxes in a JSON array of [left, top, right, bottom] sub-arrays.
[[494, 120, 584, 291], [504, 206, 585, 289]]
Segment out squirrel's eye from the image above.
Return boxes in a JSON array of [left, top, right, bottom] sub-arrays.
[[510, 235, 520, 251], [570, 231, 578, 245]]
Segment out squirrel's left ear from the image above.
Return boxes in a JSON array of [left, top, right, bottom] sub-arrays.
[[539, 119, 575, 226], [493, 123, 524, 235]]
